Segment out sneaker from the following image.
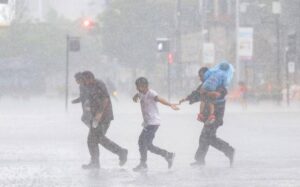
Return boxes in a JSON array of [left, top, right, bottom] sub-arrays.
[[207, 114, 216, 124], [82, 161, 100, 170], [119, 149, 128, 166], [166, 153, 175, 169], [228, 149, 235, 168], [133, 163, 148, 172], [190, 161, 205, 167], [197, 113, 205, 122]]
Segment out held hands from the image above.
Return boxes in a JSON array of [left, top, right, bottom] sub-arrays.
[[170, 104, 180, 111]]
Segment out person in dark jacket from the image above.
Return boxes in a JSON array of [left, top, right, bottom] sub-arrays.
[[179, 67, 235, 167], [81, 71, 128, 169]]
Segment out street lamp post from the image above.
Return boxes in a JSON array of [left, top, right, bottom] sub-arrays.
[[65, 35, 70, 112], [235, 0, 240, 83], [65, 35, 80, 112], [175, 0, 182, 99], [272, 1, 282, 86]]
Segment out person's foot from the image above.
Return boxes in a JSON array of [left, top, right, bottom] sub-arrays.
[[190, 161, 205, 167], [133, 163, 148, 172], [82, 161, 100, 170], [197, 113, 205, 122], [166, 152, 175, 169], [119, 149, 128, 166], [228, 149, 235, 168]]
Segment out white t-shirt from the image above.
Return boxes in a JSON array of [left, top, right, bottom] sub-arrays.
[[139, 89, 161, 126]]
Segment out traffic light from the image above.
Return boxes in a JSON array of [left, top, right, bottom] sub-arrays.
[[82, 18, 95, 29], [167, 53, 174, 64], [156, 38, 170, 52]]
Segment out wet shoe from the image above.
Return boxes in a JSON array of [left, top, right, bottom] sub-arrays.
[[119, 149, 128, 166], [229, 149, 235, 168], [133, 163, 148, 172], [205, 114, 216, 125], [166, 152, 175, 169], [82, 161, 100, 170], [190, 161, 205, 167]]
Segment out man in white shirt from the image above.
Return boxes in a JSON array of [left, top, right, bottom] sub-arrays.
[[132, 77, 179, 172]]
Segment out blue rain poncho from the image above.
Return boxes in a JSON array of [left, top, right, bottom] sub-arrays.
[[202, 60, 235, 91]]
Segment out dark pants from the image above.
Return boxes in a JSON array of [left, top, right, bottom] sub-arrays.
[[138, 125, 170, 164], [195, 102, 234, 163], [87, 122, 124, 163]]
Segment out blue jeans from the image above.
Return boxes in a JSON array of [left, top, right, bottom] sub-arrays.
[[138, 125, 170, 163]]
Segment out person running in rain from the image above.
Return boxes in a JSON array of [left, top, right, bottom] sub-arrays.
[[72, 72, 92, 126], [81, 71, 128, 169], [197, 62, 234, 125], [132, 77, 178, 172], [179, 63, 235, 167]]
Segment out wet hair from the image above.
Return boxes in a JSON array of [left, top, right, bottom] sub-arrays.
[[219, 62, 230, 71], [135, 77, 148, 86], [74, 72, 83, 80], [198, 67, 208, 76], [82, 71, 95, 80]]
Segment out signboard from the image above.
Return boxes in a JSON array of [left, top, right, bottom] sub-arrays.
[[238, 27, 253, 59], [203, 42, 215, 64], [181, 32, 201, 62], [288, 62, 295, 73], [68, 37, 80, 52], [156, 38, 170, 52]]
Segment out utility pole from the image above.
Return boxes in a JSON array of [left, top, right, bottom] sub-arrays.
[[235, 0, 240, 83], [175, 0, 182, 98], [272, 1, 282, 86], [65, 35, 70, 112]]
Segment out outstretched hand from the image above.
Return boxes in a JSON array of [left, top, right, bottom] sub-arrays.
[[178, 99, 186, 105], [133, 94, 139, 103]]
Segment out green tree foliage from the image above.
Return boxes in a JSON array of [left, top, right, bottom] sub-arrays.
[[0, 10, 77, 74]]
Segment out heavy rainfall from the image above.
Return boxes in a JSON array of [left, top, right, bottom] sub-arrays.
[[0, 0, 299, 186]]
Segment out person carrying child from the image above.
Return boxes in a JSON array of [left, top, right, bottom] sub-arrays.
[[197, 61, 234, 125]]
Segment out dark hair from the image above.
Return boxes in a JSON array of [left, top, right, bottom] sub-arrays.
[[82, 71, 95, 80], [135, 77, 148, 86], [74, 72, 83, 80], [198, 67, 208, 76]]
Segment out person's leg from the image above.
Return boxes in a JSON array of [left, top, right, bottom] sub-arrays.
[[146, 126, 175, 168], [197, 101, 206, 122], [138, 127, 149, 164], [133, 127, 149, 171], [97, 122, 128, 166], [209, 102, 235, 166], [209, 103, 215, 116], [193, 124, 212, 165], [82, 127, 100, 169]]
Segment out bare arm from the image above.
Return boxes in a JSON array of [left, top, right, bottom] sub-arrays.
[[155, 96, 179, 110]]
